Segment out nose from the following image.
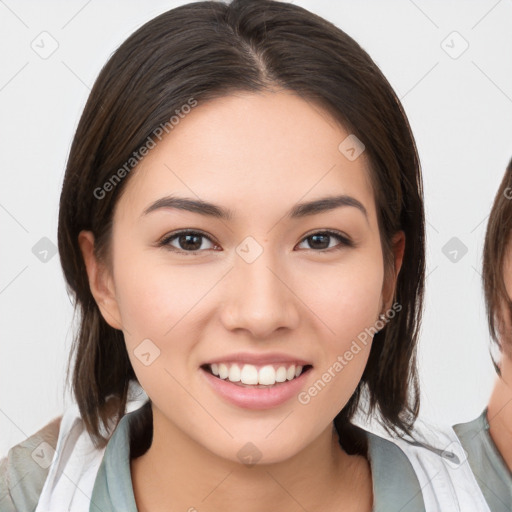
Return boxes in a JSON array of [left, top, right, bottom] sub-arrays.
[[220, 246, 301, 338]]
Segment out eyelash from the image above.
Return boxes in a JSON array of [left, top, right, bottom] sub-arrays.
[[157, 229, 354, 256]]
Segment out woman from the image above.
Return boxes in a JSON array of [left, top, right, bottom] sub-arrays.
[[453, 157, 512, 512], [0, 1, 489, 510]]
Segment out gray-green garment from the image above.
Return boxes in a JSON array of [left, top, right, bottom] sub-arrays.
[[453, 408, 512, 512], [1, 406, 425, 512], [89, 406, 426, 512]]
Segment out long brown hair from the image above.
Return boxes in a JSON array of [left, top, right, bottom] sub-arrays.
[[57, 0, 425, 455], [482, 157, 512, 364]]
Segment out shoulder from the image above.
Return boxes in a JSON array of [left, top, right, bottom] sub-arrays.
[[452, 410, 489, 465], [371, 419, 491, 511], [0, 415, 62, 512], [365, 430, 426, 512], [452, 409, 486, 442], [453, 409, 512, 511]]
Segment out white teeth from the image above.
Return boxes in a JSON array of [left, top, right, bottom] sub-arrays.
[[228, 364, 241, 382], [240, 364, 259, 385], [258, 365, 276, 385], [275, 366, 287, 383], [218, 363, 229, 380], [207, 362, 306, 386]]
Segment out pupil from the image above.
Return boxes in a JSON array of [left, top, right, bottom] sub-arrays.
[[181, 234, 201, 250], [310, 234, 328, 249]]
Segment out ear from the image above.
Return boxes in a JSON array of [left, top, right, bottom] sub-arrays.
[[381, 231, 405, 312], [78, 230, 123, 330]]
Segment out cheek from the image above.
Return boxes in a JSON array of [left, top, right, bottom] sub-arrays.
[[112, 257, 206, 401], [113, 246, 209, 337], [304, 249, 385, 340], [110, 245, 208, 377], [297, 252, 384, 414]]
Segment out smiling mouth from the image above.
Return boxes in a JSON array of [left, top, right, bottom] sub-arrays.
[[200, 363, 313, 388]]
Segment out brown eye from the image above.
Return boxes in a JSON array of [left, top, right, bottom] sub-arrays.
[[158, 230, 217, 255], [297, 230, 353, 251]]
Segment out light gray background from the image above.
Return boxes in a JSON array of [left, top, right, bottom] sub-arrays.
[[1, 0, 511, 458]]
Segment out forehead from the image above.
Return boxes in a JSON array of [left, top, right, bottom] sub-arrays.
[[115, 90, 376, 223]]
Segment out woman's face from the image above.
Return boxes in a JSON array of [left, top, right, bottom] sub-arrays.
[[82, 90, 403, 464]]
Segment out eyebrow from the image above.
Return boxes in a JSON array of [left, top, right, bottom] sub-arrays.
[[141, 194, 368, 221]]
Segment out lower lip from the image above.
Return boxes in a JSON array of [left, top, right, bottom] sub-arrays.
[[200, 367, 311, 410]]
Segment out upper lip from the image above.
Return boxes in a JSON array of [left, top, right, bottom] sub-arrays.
[[201, 352, 313, 367]]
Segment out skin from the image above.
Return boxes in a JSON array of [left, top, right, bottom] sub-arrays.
[[79, 90, 405, 512], [487, 243, 512, 474]]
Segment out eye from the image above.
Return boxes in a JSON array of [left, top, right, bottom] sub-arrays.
[[296, 230, 354, 252], [157, 229, 353, 255], [157, 230, 218, 255]]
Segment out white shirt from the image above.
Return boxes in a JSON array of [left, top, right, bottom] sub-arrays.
[[34, 380, 490, 512]]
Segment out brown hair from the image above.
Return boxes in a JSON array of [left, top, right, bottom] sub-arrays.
[[482, 157, 512, 363], [58, 0, 425, 455]]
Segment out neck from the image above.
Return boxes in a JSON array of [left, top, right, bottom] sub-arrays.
[[487, 352, 512, 473], [130, 407, 372, 512]]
